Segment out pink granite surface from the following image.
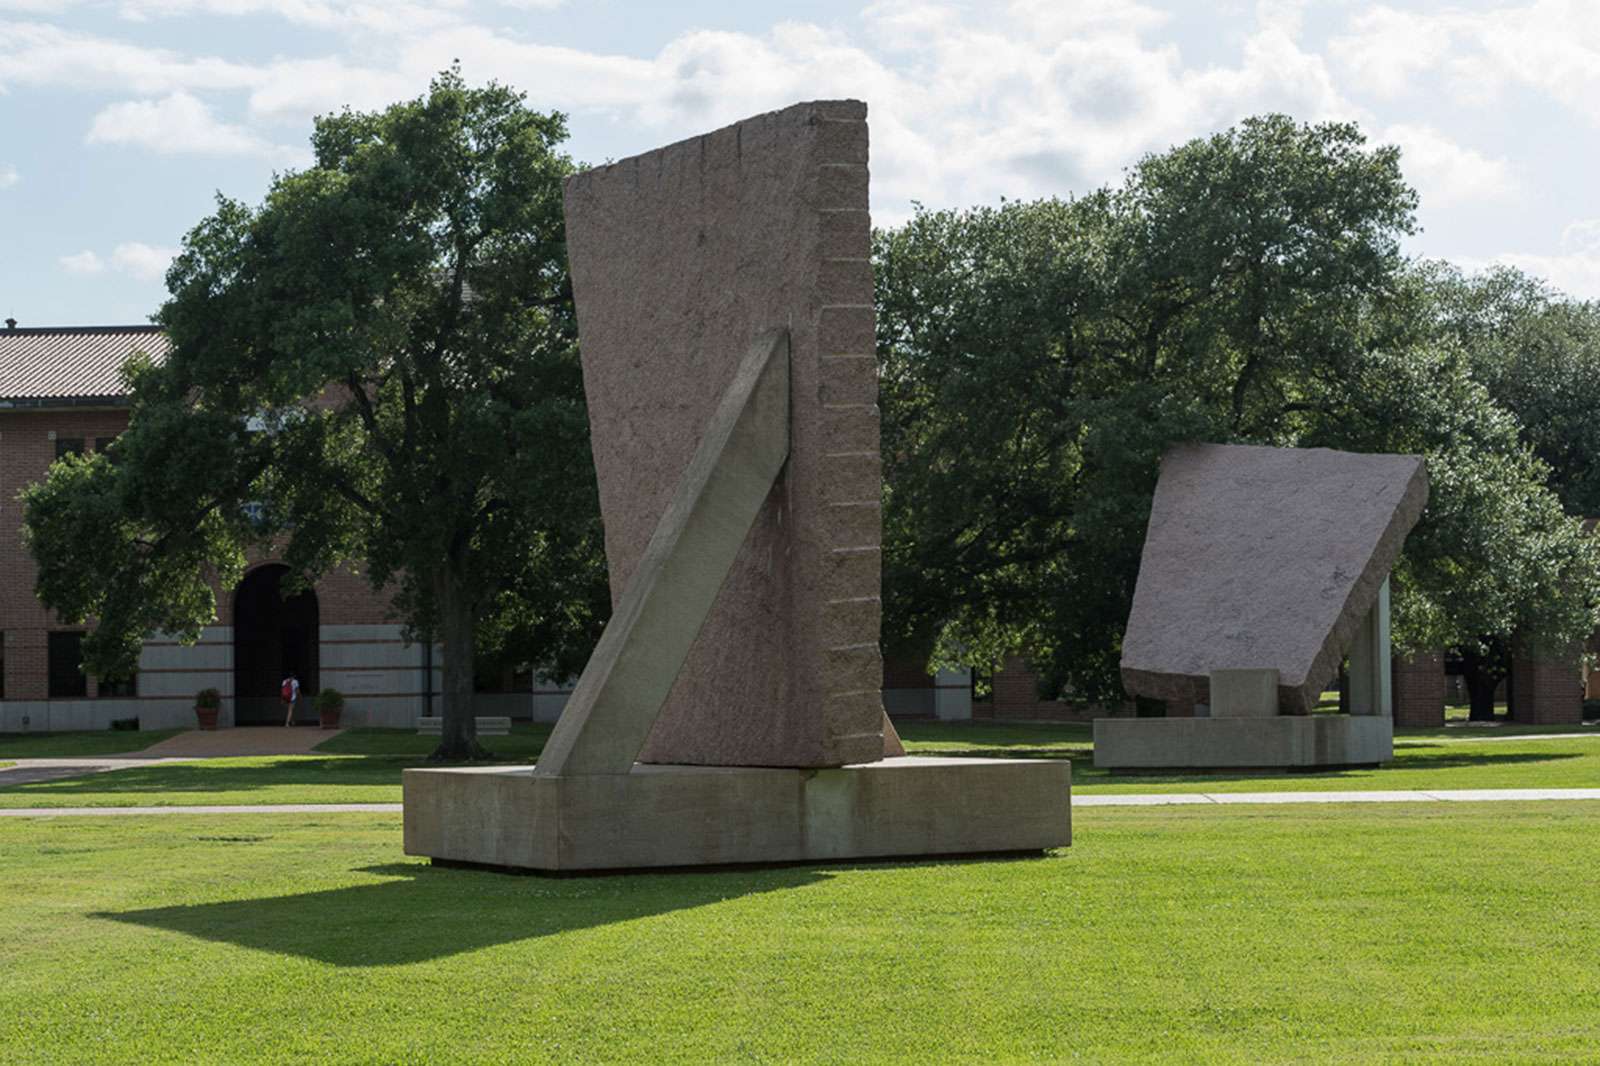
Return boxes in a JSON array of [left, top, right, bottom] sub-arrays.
[[1119, 443, 1428, 714], [563, 100, 886, 767]]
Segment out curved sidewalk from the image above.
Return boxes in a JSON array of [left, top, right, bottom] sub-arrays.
[[4, 787, 1600, 818], [1074, 787, 1600, 806]]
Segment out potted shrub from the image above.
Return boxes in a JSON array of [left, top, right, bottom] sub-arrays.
[[194, 687, 222, 731], [316, 688, 345, 730]]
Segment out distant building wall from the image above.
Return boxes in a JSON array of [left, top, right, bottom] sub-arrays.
[[1, 407, 437, 731], [1391, 651, 1447, 728], [1510, 641, 1583, 725]]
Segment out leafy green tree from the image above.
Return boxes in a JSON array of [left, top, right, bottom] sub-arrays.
[[1427, 263, 1600, 516], [22, 70, 607, 759], [875, 114, 1600, 714]]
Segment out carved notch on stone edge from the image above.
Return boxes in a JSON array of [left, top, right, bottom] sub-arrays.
[[534, 330, 792, 777]]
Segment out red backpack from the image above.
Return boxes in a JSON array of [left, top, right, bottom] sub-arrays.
[[281, 679, 294, 701]]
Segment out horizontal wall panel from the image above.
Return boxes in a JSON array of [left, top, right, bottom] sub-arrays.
[[321, 668, 428, 696], [530, 692, 570, 723], [140, 643, 233, 671], [884, 688, 934, 716], [147, 626, 232, 645], [136, 670, 231, 699], [319, 625, 411, 643], [470, 693, 533, 718], [321, 641, 431, 670], [346, 694, 427, 728]]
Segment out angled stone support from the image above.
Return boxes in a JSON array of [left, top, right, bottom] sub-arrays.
[[534, 331, 791, 777], [1347, 578, 1392, 716]]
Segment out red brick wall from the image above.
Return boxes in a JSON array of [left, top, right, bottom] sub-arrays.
[[882, 656, 934, 690], [2, 407, 399, 702], [983, 655, 1108, 722], [1391, 652, 1446, 728], [1510, 641, 1583, 725], [1, 409, 135, 699]]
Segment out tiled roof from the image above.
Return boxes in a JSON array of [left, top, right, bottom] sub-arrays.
[[0, 325, 169, 406]]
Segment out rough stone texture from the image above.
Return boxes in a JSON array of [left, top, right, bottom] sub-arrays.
[[1092, 715, 1393, 770], [1121, 444, 1428, 715], [564, 100, 884, 768], [534, 332, 791, 777], [403, 756, 1071, 871], [1209, 669, 1279, 718]]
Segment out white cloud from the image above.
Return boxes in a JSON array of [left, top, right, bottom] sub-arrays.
[[0, 20, 262, 94], [1458, 219, 1600, 301], [111, 242, 179, 281], [1382, 124, 1519, 209], [59, 243, 177, 281], [60, 250, 105, 274], [0, 163, 17, 189], [5, 2, 1369, 221], [1466, 251, 1600, 302], [1332, 1, 1600, 120], [87, 91, 307, 162]]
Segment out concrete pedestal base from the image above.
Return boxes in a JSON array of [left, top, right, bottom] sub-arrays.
[[403, 756, 1071, 873], [1093, 715, 1392, 770]]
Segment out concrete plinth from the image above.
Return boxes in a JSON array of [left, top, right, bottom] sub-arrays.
[[1092, 715, 1392, 771], [403, 756, 1071, 872]]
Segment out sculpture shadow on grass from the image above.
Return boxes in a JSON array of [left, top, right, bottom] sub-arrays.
[[94, 861, 835, 967]]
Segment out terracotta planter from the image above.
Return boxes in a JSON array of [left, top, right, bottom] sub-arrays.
[[195, 706, 220, 731], [319, 708, 341, 730]]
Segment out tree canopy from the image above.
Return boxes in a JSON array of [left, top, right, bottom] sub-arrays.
[[23, 70, 608, 758], [875, 114, 1600, 707]]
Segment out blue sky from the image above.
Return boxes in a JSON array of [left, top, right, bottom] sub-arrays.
[[3, 0, 1598, 325]]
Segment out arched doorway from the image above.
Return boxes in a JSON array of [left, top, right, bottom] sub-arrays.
[[233, 565, 319, 725]]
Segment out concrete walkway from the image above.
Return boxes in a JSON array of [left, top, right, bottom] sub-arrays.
[[0, 756, 189, 786], [140, 726, 343, 758], [5, 787, 1600, 818], [1076, 788, 1600, 806], [1402, 729, 1600, 744], [0, 803, 401, 817], [0, 727, 345, 787]]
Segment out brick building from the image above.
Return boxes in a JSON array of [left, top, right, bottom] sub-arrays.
[[1, 323, 441, 731]]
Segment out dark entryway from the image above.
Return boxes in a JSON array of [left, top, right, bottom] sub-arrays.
[[233, 565, 319, 725]]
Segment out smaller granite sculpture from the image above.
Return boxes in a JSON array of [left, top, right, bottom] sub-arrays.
[[1097, 443, 1428, 770]]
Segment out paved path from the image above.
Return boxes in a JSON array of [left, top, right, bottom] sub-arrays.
[[1076, 788, 1600, 806], [0, 756, 189, 786], [140, 726, 343, 758], [0, 727, 345, 787], [0, 803, 402, 817], [5, 788, 1600, 818], [1403, 730, 1600, 744]]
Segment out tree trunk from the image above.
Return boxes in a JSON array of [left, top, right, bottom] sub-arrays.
[[1458, 644, 1506, 723], [1464, 669, 1500, 721], [429, 569, 488, 762]]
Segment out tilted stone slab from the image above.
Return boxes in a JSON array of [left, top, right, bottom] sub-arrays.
[[534, 332, 790, 777], [1120, 443, 1428, 714], [563, 100, 886, 767]]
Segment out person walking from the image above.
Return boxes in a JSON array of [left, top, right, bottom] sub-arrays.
[[281, 671, 301, 727]]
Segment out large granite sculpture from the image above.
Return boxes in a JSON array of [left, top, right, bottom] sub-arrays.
[[1096, 443, 1428, 770], [403, 101, 1071, 871]]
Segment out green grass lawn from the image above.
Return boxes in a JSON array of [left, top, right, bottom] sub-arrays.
[[1, 804, 1597, 1062], [0, 728, 183, 759], [2, 721, 1598, 808]]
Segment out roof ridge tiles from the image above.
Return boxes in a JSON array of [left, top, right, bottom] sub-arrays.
[[3, 324, 164, 335]]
